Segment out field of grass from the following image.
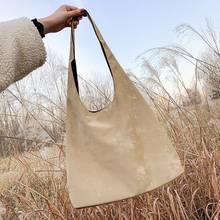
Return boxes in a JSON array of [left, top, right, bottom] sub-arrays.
[[0, 24, 220, 219]]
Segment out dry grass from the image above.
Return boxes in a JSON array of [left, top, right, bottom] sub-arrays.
[[0, 24, 220, 219]]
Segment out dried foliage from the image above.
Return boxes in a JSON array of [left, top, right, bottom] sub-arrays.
[[0, 23, 220, 219]]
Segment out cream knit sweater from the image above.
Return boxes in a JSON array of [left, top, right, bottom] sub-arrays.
[[0, 17, 46, 92]]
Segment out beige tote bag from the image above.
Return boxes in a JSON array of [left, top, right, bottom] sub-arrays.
[[65, 12, 183, 209]]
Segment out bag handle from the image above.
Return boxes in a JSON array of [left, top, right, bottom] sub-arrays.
[[70, 10, 118, 95], [68, 11, 136, 115]]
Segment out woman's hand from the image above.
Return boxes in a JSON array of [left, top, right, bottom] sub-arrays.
[[38, 5, 86, 35]]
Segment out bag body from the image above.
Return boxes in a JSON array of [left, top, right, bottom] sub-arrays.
[[65, 12, 183, 208]]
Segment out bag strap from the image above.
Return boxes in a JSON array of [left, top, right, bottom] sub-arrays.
[[70, 11, 115, 94]]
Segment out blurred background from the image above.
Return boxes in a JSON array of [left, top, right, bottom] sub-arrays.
[[1, 1, 220, 219], [1, 0, 220, 84]]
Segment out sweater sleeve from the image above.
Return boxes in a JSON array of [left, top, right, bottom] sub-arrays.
[[0, 17, 46, 92]]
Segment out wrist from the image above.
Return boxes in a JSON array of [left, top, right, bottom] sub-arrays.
[[32, 18, 45, 38], [38, 16, 53, 35]]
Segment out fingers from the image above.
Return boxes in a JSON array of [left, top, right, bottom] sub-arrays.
[[58, 5, 87, 30], [62, 5, 78, 11], [67, 8, 86, 19], [78, 16, 83, 20], [66, 22, 79, 29], [65, 18, 79, 29], [73, 20, 79, 29]]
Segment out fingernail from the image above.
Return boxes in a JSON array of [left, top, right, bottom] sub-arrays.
[[81, 9, 87, 16]]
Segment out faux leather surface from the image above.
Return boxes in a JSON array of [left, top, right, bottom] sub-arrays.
[[65, 13, 183, 208]]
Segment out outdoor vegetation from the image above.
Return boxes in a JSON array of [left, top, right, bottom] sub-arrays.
[[0, 23, 220, 219]]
